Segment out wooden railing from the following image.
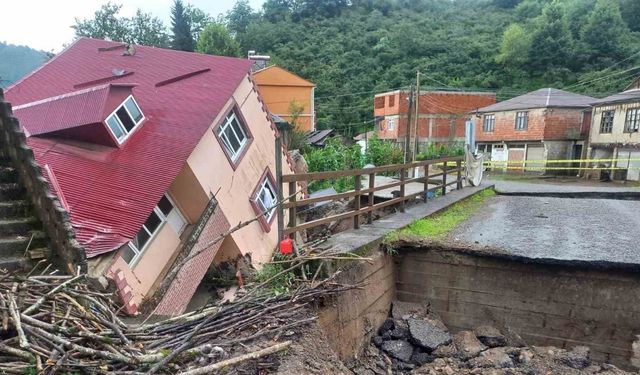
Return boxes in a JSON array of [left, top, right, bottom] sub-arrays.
[[278, 156, 464, 238]]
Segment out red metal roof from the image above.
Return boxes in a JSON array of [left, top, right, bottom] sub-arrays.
[[6, 38, 253, 257]]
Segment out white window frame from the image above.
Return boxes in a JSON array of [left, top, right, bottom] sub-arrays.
[[217, 110, 249, 161], [387, 119, 395, 130], [105, 95, 145, 144], [515, 111, 528, 130], [483, 114, 495, 132], [123, 193, 185, 267], [600, 110, 614, 134], [625, 108, 640, 133], [255, 176, 277, 222]]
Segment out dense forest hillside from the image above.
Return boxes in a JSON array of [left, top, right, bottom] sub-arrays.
[[0, 42, 49, 88], [228, 0, 640, 135]]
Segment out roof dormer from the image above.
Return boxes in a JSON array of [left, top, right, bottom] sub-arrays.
[[12, 83, 144, 147]]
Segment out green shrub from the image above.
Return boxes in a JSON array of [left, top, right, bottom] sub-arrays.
[[304, 138, 363, 193], [364, 135, 404, 166]]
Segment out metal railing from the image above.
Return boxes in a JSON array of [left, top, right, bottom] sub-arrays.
[[279, 156, 464, 237]]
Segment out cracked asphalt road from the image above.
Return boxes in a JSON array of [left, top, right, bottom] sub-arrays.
[[451, 195, 640, 264]]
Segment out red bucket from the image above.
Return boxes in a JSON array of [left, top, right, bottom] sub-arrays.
[[280, 238, 293, 255]]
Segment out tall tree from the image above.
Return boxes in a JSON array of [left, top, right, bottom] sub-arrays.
[[186, 5, 213, 42], [619, 0, 640, 32], [529, 1, 573, 73], [73, 3, 169, 48], [72, 3, 130, 42], [196, 23, 242, 57], [263, 0, 293, 23], [171, 0, 195, 51], [580, 0, 628, 67], [130, 10, 170, 48], [496, 24, 531, 70], [227, 0, 258, 35]]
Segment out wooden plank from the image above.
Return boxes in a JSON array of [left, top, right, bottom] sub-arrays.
[[441, 166, 447, 196], [354, 174, 361, 229], [368, 172, 375, 224], [400, 168, 406, 212], [283, 195, 407, 235], [283, 180, 405, 208], [282, 157, 463, 183], [288, 181, 297, 233], [456, 160, 462, 190], [423, 163, 429, 202]]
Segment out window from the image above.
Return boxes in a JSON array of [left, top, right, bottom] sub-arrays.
[[122, 194, 186, 266], [251, 170, 278, 231], [600, 110, 614, 133], [374, 97, 385, 109], [483, 114, 495, 132], [515, 111, 528, 130], [388, 95, 395, 107], [217, 110, 250, 162], [105, 96, 144, 143], [255, 176, 277, 221], [625, 108, 640, 133], [388, 119, 395, 130]]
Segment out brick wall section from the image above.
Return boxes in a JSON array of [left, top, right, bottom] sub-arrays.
[[476, 108, 590, 142], [397, 248, 640, 369], [0, 89, 86, 273], [154, 204, 231, 316], [375, 91, 495, 141]]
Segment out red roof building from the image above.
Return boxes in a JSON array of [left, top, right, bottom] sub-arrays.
[[6, 38, 294, 315]]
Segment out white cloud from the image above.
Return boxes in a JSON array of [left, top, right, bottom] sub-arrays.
[[0, 0, 264, 53]]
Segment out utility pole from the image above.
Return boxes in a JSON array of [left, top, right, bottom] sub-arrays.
[[404, 83, 415, 164], [414, 71, 421, 162]]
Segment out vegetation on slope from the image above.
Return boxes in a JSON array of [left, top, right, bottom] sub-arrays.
[[0, 42, 49, 88]]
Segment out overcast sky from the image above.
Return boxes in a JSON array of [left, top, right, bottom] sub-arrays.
[[0, 0, 265, 53]]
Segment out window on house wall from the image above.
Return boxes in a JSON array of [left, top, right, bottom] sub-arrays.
[[515, 111, 528, 130], [217, 109, 250, 162], [483, 114, 495, 132], [625, 108, 640, 133], [600, 110, 614, 133], [105, 96, 145, 143], [374, 97, 385, 109], [122, 194, 186, 266], [251, 170, 278, 231], [388, 95, 395, 107], [388, 119, 395, 130]]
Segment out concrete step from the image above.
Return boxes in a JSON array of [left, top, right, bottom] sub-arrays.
[[0, 166, 19, 183], [0, 200, 31, 219], [0, 183, 24, 201], [0, 231, 47, 257], [0, 217, 41, 237], [0, 256, 29, 272]]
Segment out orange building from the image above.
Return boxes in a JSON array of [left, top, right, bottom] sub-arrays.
[[253, 65, 316, 132]]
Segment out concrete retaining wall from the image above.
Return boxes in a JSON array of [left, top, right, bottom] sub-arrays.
[[396, 248, 640, 369], [317, 251, 396, 360]]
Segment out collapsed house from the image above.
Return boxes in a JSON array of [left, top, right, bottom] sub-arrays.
[[2, 37, 294, 316]]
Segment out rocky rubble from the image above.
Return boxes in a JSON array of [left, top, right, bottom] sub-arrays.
[[348, 301, 632, 375]]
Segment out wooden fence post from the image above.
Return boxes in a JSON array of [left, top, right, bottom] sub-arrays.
[[288, 181, 297, 237], [456, 159, 462, 190], [423, 162, 429, 202], [400, 167, 406, 212], [367, 172, 375, 224], [441, 162, 447, 196], [354, 174, 361, 229], [275, 136, 284, 247]]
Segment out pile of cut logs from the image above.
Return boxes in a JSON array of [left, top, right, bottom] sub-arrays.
[[0, 266, 352, 374]]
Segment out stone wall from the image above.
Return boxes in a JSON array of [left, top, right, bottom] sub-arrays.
[[396, 247, 640, 369], [317, 251, 397, 360], [0, 89, 86, 273]]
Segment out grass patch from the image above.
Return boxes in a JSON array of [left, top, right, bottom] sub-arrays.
[[393, 188, 496, 240]]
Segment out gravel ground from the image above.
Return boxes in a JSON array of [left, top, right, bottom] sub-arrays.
[[451, 195, 640, 263]]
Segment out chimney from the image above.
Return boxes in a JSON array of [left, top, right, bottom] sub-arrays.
[[248, 51, 271, 72]]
